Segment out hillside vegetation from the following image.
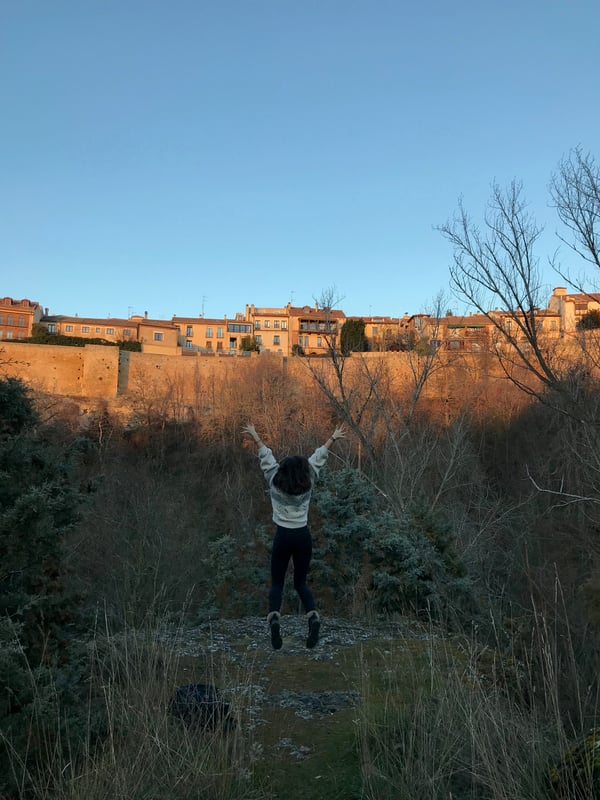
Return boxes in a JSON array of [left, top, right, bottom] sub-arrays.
[[1, 352, 599, 799]]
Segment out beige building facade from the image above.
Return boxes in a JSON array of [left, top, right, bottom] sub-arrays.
[[6, 287, 589, 361], [40, 313, 179, 354], [173, 314, 253, 354], [548, 286, 600, 331], [244, 303, 345, 355], [0, 297, 43, 340]]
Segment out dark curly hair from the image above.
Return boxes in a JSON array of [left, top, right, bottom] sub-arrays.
[[272, 456, 312, 496]]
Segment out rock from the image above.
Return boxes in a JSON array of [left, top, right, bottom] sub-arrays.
[[169, 683, 235, 732]]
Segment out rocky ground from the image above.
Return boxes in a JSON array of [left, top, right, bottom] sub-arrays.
[[158, 614, 429, 762]]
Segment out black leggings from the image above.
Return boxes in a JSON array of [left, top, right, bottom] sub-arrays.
[[268, 525, 315, 614]]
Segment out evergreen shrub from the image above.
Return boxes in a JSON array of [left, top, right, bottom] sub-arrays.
[[313, 467, 474, 619]]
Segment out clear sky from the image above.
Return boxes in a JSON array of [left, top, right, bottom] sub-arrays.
[[1, 0, 598, 321]]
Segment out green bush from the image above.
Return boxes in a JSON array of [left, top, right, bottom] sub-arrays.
[[0, 378, 94, 797], [313, 467, 474, 619]]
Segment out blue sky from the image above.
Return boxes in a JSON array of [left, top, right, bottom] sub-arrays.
[[1, 0, 598, 320]]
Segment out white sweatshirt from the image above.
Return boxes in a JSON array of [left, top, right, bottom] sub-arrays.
[[258, 444, 329, 529]]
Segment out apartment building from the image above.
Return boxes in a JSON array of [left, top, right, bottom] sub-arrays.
[[40, 312, 179, 354], [244, 304, 290, 354], [289, 305, 344, 354], [244, 303, 345, 355], [548, 286, 600, 331], [172, 314, 253, 354], [0, 297, 43, 340], [401, 308, 562, 352]]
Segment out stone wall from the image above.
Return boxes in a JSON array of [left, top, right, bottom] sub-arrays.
[[0, 342, 270, 403], [0, 340, 539, 424], [1, 341, 88, 396]]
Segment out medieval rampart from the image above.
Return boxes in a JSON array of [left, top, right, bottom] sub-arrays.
[[0, 340, 549, 423], [0, 342, 424, 402]]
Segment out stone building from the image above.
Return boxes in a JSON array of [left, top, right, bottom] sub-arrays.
[[0, 297, 43, 340]]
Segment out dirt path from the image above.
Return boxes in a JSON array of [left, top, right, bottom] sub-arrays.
[[159, 614, 429, 798]]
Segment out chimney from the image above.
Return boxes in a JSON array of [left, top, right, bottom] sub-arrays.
[[144, 310, 148, 319]]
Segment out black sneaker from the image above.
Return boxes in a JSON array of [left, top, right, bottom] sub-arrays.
[[270, 617, 282, 650], [306, 612, 320, 649]]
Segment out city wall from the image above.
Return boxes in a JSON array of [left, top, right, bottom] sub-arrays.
[[0, 343, 272, 401], [0, 341, 425, 401], [0, 341, 532, 422]]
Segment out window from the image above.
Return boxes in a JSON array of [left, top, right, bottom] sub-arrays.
[[303, 336, 309, 347], [227, 323, 251, 333], [17, 331, 24, 339], [185, 340, 193, 348], [254, 320, 261, 329], [273, 335, 280, 345], [18, 316, 25, 327], [123, 328, 131, 337], [255, 334, 262, 344], [216, 341, 223, 351], [229, 337, 237, 349], [274, 320, 280, 328], [0, 314, 3, 324], [282, 321, 287, 329], [47, 323, 57, 333], [65, 325, 73, 332], [205, 341, 212, 349], [206, 326, 213, 337], [106, 327, 114, 334], [372, 326, 378, 335], [317, 337, 322, 348], [95, 327, 101, 333], [264, 320, 270, 328], [6, 331, 13, 339], [550, 319, 557, 331], [186, 326, 193, 337], [217, 327, 223, 338], [82, 326, 90, 333], [7, 315, 14, 325], [0, 330, 2, 338], [154, 332, 163, 341], [505, 319, 513, 331]]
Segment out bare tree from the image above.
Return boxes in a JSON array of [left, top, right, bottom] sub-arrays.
[[438, 152, 600, 539], [550, 147, 600, 275], [298, 288, 470, 513], [438, 180, 581, 404]]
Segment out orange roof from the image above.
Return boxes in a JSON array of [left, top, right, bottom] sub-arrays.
[[289, 305, 345, 319]]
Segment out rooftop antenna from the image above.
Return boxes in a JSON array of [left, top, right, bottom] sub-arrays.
[[202, 296, 206, 317], [127, 306, 133, 319], [290, 290, 295, 305]]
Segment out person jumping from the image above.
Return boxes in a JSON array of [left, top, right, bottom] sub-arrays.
[[242, 422, 346, 650]]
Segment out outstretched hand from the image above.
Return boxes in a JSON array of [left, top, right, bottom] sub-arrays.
[[242, 422, 260, 443], [331, 424, 347, 441]]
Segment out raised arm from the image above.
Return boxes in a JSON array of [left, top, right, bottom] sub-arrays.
[[242, 423, 279, 483]]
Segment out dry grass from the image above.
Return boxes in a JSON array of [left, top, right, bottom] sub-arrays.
[[355, 614, 599, 800]]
